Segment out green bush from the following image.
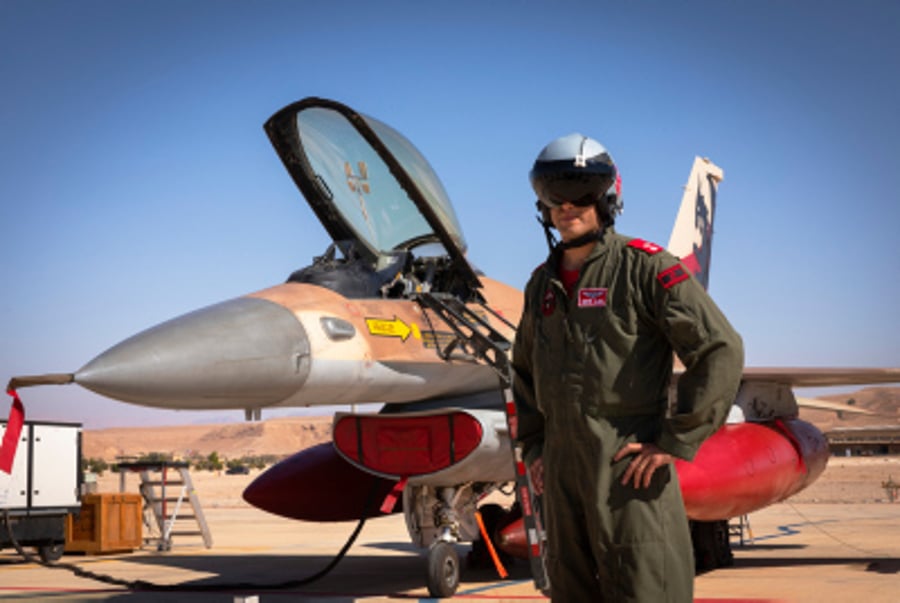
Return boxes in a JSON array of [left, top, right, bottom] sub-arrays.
[[82, 457, 109, 476]]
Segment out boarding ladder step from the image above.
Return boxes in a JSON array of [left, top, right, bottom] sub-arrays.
[[117, 460, 213, 551], [414, 292, 513, 383], [414, 292, 550, 593]]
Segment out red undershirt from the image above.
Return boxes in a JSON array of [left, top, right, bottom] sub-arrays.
[[559, 263, 580, 297]]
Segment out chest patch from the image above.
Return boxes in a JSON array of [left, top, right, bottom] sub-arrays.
[[578, 287, 608, 308], [542, 288, 557, 316]]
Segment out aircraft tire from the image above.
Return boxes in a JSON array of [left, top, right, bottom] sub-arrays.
[[426, 541, 460, 598], [690, 519, 734, 573]]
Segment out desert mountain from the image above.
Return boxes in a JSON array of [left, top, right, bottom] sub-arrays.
[[83, 415, 333, 462], [82, 387, 900, 463], [801, 386, 900, 432]]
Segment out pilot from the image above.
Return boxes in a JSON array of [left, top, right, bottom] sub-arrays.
[[512, 134, 744, 602]]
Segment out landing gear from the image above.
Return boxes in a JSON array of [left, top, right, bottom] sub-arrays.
[[405, 483, 493, 598], [690, 519, 733, 573], [467, 503, 515, 570], [426, 540, 460, 598]]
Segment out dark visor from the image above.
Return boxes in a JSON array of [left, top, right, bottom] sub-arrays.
[[531, 157, 616, 210]]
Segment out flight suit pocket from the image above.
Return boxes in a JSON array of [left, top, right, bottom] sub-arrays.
[[608, 470, 667, 542], [611, 541, 666, 602]]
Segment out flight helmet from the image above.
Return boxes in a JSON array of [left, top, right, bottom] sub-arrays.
[[530, 133, 623, 227]]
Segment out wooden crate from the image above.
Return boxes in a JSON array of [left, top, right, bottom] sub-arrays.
[[65, 493, 143, 554]]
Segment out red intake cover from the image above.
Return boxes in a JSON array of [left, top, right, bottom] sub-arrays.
[[334, 412, 483, 477]]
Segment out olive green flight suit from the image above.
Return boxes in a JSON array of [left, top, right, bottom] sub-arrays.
[[512, 229, 743, 602]]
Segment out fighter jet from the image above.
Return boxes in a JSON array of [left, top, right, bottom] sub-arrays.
[[6, 97, 899, 597]]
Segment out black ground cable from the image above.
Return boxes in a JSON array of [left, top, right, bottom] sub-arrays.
[[3, 476, 382, 592]]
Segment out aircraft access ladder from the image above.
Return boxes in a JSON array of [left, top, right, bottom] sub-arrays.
[[415, 292, 550, 594], [117, 461, 213, 551]]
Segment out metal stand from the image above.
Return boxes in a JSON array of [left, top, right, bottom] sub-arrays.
[[729, 514, 754, 546], [118, 461, 212, 551]]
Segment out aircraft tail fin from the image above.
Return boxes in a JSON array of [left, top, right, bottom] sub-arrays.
[[666, 157, 724, 291]]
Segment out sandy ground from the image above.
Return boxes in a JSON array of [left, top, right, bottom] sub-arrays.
[[11, 388, 897, 600], [2, 456, 899, 601], [786, 456, 900, 503]]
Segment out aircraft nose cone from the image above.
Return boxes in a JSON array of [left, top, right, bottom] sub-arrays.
[[76, 297, 310, 409]]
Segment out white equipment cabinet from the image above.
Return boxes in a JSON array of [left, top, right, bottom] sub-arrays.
[[0, 420, 82, 562]]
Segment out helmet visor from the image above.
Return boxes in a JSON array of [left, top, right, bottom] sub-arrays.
[[530, 158, 616, 209]]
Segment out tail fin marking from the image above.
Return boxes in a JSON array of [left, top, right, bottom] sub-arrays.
[[666, 157, 724, 291]]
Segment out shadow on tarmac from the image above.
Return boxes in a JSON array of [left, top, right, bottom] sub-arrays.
[[732, 543, 807, 551], [732, 555, 899, 574], [866, 558, 900, 574], [2, 548, 537, 602]]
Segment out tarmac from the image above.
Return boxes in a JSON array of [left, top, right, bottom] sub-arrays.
[[1, 501, 898, 602]]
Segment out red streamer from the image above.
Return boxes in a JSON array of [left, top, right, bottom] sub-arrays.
[[0, 388, 25, 474]]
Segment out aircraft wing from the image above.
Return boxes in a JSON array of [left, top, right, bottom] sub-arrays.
[[670, 366, 900, 388], [672, 366, 899, 422], [795, 397, 875, 415], [740, 367, 900, 387]]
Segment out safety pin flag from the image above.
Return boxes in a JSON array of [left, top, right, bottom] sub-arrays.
[[0, 388, 25, 474]]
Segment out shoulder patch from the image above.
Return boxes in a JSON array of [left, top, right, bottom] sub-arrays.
[[657, 264, 690, 289], [627, 238, 664, 255]]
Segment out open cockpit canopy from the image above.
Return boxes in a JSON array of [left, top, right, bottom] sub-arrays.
[[265, 97, 481, 299]]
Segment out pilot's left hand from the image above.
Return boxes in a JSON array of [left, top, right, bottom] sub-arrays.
[[613, 442, 674, 489]]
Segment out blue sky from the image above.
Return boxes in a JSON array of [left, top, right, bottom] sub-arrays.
[[2, 1, 898, 429]]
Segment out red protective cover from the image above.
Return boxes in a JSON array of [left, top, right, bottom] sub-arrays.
[[333, 412, 483, 477]]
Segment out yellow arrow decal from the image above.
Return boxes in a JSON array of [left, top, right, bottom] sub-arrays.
[[365, 317, 420, 342]]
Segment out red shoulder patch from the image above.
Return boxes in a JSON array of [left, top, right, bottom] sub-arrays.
[[627, 239, 663, 254], [657, 264, 690, 289]]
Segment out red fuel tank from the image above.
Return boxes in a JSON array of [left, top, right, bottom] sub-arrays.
[[242, 442, 400, 521], [676, 419, 829, 520], [497, 419, 829, 558]]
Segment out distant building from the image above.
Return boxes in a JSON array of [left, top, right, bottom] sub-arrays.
[[825, 425, 900, 456]]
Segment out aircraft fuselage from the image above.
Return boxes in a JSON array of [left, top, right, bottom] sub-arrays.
[[75, 277, 522, 411]]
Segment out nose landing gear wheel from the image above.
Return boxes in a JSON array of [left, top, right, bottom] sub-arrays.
[[426, 541, 460, 597]]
